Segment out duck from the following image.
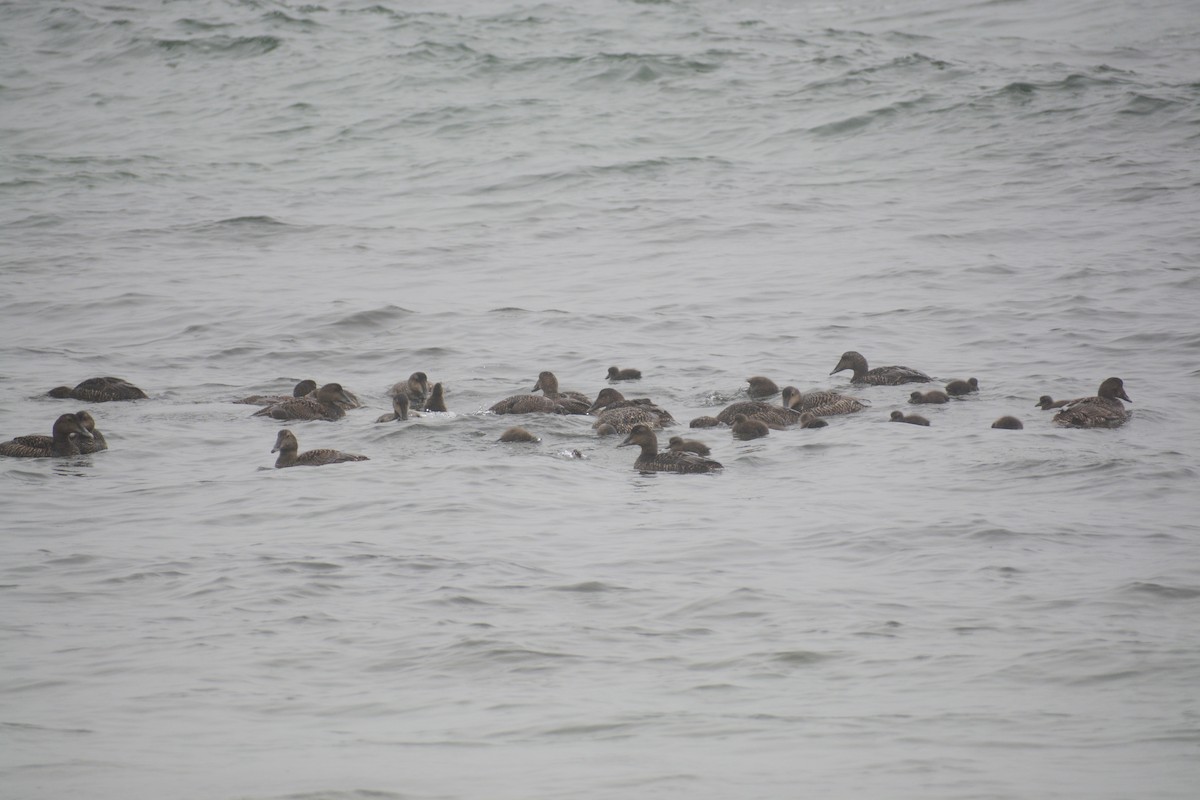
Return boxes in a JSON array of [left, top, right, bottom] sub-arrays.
[[715, 400, 800, 428], [235, 379, 318, 406], [607, 366, 641, 382], [498, 426, 540, 443], [746, 376, 779, 399], [799, 412, 828, 429], [271, 429, 368, 468], [668, 436, 711, 456], [1035, 395, 1070, 410], [390, 372, 429, 408], [532, 371, 590, 408], [589, 388, 675, 432], [1052, 377, 1131, 428], [0, 413, 94, 457], [375, 394, 414, 423], [9, 410, 108, 454], [47, 377, 147, 402], [890, 411, 930, 426], [594, 422, 619, 437], [909, 390, 949, 404], [253, 383, 355, 421], [423, 382, 448, 412], [689, 416, 721, 429], [830, 351, 931, 385], [489, 392, 581, 415], [945, 378, 979, 396], [991, 416, 1024, 430], [781, 386, 866, 416], [731, 414, 770, 440], [619, 424, 722, 474]]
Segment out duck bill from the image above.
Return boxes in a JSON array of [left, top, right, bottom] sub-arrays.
[[830, 358, 848, 375], [618, 433, 636, 447], [1119, 389, 1131, 403]]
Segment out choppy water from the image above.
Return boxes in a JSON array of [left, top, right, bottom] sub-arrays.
[[2, 1, 1199, 798]]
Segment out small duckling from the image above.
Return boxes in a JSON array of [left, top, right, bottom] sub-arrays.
[[731, 413, 769, 440], [668, 436, 712, 456], [689, 416, 721, 429], [890, 410, 930, 426], [498, 426, 540, 443], [1036, 395, 1069, 410], [746, 376, 780, 399], [799, 412, 828, 429], [594, 423, 619, 437], [909, 390, 949, 404], [375, 394, 414, 423], [606, 366, 642, 381], [991, 416, 1024, 430], [945, 378, 979, 396], [424, 382, 448, 412]]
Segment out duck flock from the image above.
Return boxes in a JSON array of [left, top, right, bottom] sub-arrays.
[[1, 352, 1132, 475]]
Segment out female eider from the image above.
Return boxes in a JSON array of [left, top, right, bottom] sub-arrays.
[[1, 413, 94, 458], [375, 394, 415, 423], [253, 383, 356, 421], [619, 424, 722, 474], [606, 366, 641, 382], [830, 351, 931, 385], [731, 414, 770, 440], [945, 378, 979, 396], [532, 371, 590, 407], [782, 386, 866, 416], [890, 410, 930, 426], [235, 379, 318, 406], [10, 410, 107, 454], [271, 429, 368, 468], [1053, 377, 1131, 428], [48, 377, 147, 402], [991, 416, 1024, 430], [715, 400, 800, 428], [746, 376, 780, 399], [668, 436, 711, 456], [589, 388, 675, 433], [390, 372, 429, 408], [424, 382, 448, 412], [909, 390, 949, 404]]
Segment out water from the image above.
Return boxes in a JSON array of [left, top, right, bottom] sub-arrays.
[[2, 1, 1198, 798]]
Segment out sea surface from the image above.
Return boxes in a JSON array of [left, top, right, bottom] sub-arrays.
[[2, 1, 1198, 798]]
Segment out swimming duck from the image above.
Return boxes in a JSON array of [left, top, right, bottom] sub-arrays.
[[253, 383, 355, 421], [689, 416, 721, 429], [991, 416, 1024, 430], [375, 394, 414, 423], [799, 412, 828, 429], [489, 392, 581, 415], [1052, 377, 1131, 428], [668, 436, 712, 456], [746, 376, 780, 399], [11, 410, 108, 454], [945, 378, 979, 396], [731, 414, 770, 440], [235, 379, 318, 406], [619, 424, 722, 474], [589, 388, 675, 432], [424, 382, 448, 412], [715, 401, 800, 428], [909, 390, 949, 404], [0, 413, 94, 458], [781, 386, 867, 416], [607, 366, 641, 382], [532, 371, 590, 407], [594, 422, 619, 437], [1035, 395, 1070, 410], [390, 372, 429, 408], [47, 377, 147, 402], [271, 429, 368, 468], [830, 351, 931, 385], [498, 426, 540, 443], [889, 411, 930, 426]]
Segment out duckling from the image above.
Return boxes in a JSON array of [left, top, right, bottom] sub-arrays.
[[991, 416, 1024, 430], [375, 394, 414, 423], [1036, 395, 1070, 410], [606, 366, 642, 381], [731, 414, 770, 440], [798, 412, 828, 429], [889, 410, 930, 426], [667, 436, 711, 456], [830, 351, 931, 385], [271, 429, 368, 468], [423, 382, 448, 412], [498, 426, 540, 443], [689, 416, 721, 429], [0, 413, 94, 457], [945, 377, 979, 396], [619, 424, 722, 474], [746, 376, 780, 399], [909, 390, 949, 404]]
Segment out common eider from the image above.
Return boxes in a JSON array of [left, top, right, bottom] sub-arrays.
[[731, 414, 770, 440], [498, 426, 540, 443], [10, 410, 108, 454], [909, 390, 949, 404], [390, 372, 429, 408], [235, 379, 318, 406], [798, 412, 828, 429], [1052, 377, 1131, 429], [48, 377, 147, 402], [253, 383, 355, 421], [830, 351, 931, 385], [619, 424, 722, 474], [991, 416, 1024, 430], [689, 416, 721, 429], [781, 386, 866, 416], [424, 382, 448, 412], [594, 422, 619, 437], [375, 394, 414, 423], [271, 429, 368, 468], [532, 371, 590, 407], [668, 436, 711, 456], [0, 413, 94, 458], [746, 376, 780, 399], [1035, 395, 1070, 410], [607, 366, 642, 382], [945, 378, 979, 396], [715, 401, 800, 429], [890, 410, 930, 426], [589, 388, 675, 432]]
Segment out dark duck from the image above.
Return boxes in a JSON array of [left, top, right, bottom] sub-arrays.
[[48, 377, 147, 402], [830, 351, 931, 385], [271, 429, 368, 468], [253, 383, 356, 421], [619, 424, 722, 474], [1, 413, 94, 457]]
